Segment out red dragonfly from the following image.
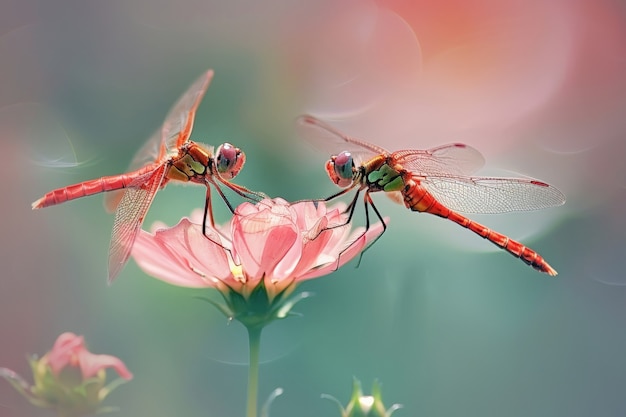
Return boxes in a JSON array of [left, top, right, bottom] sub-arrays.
[[33, 70, 260, 283], [297, 115, 566, 276]]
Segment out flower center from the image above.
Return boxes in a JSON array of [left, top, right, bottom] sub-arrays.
[[229, 260, 246, 283]]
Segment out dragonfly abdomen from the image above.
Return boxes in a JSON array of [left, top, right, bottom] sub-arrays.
[[32, 172, 146, 209], [446, 211, 557, 275], [402, 181, 557, 276]]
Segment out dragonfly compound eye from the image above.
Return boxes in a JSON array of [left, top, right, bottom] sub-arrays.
[[325, 151, 354, 188], [216, 143, 245, 178], [334, 151, 354, 180]]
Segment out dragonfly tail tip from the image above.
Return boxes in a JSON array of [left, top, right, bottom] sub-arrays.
[[545, 266, 558, 277], [31, 198, 44, 210]]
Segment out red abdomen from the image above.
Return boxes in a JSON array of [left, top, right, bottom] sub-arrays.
[[32, 164, 158, 209], [402, 181, 558, 276]]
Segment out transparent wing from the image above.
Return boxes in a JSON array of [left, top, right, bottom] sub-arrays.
[[163, 69, 214, 151], [104, 70, 213, 212], [125, 69, 214, 172], [392, 143, 485, 177], [296, 114, 389, 165], [108, 164, 167, 283], [420, 175, 566, 214]]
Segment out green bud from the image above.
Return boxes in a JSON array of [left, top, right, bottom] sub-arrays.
[[324, 378, 402, 417]]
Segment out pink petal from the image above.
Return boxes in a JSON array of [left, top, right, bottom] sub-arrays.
[[45, 333, 133, 381], [312, 217, 353, 261], [174, 221, 233, 281], [270, 234, 303, 281], [290, 217, 334, 279], [47, 332, 84, 375], [132, 219, 232, 288], [299, 220, 387, 280], [291, 200, 324, 230], [234, 201, 259, 217], [232, 206, 298, 281], [78, 352, 133, 380]]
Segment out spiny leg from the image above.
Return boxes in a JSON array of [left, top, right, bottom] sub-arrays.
[[211, 180, 236, 214], [322, 186, 360, 216], [354, 192, 387, 266], [218, 176, 266, 202], [331, 191, 387, 271], [311, 187, 362, 240], [203, 184, 215, 235], [202, 180, 240, 251], [199, 183, 237, 261]]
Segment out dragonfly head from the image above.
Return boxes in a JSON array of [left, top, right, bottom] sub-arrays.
[[215, 143, 246, 179], [326, 151, 355, 188]]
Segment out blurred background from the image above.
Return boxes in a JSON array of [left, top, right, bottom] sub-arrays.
[[1, 0, 626, 416]]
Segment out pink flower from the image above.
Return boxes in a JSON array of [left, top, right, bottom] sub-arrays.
[[132, 198, 386, 325], [0, 332, 132, 416], [43, 332, 133, 381]]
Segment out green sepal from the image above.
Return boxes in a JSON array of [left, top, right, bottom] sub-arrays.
[[194, 296, 235, 319], [99, 377, 130, 402], [0, 367, 49, 408]]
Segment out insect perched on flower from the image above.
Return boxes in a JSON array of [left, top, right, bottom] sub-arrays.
[[132, 198, 387, 327], [298, 115, 565, 275], [32, 70, 261, 283]]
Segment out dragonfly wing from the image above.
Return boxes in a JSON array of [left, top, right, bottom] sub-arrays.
[[393, 143, 485, 177], [105, 70, 213, 214], [420, 175, 566, 214], [162, 69, 214, 151], [122, 69, 215, 173], [103, 189, 126, 214], [296, 114, 388, 165], [108, 164, 167, 283]]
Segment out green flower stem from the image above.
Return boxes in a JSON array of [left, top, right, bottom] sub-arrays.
[[246, 325, 263, 417]]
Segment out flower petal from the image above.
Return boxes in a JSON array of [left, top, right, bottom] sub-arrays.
[[232, 204, 298, 281], [78, 352, 133, 380], [289, 217, 334, 279], [299, 219, 388, 280], [132, 218, 233, 288], [46, 332, 84, 375]]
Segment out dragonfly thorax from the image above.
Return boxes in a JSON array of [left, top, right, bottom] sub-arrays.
[[365, 162, 405, 193], [326, 151, 356, 188], [167, 142, 211, 183]]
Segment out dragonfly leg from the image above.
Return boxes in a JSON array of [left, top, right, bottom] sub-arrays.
[[323, 187, 358, 215], [342, 187, 361, 224], [354, 192, 386, 266], [203, 180, 254, 246], [329, 191, 387, 272], [217, 175, 266, 202], [211, 180, 236, 214], [310, 188, 362, 240], [203, 184, 216, 235]]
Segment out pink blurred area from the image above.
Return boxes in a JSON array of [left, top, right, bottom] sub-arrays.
[[0, 121, 70, 416], [282, 0, 626, 212], [5, 0, 624, 210]]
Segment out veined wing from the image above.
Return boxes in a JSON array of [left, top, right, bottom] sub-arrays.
[[392, 143, 485, 177], [420, 175, 566, 214], [104, 70, 214, 212], [163, 69, 214, 151], [297, 114, 388, 166], [128, 69, 214, 171], [108, 164, 168, 283]]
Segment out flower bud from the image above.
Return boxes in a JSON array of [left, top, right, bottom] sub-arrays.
[[1, 332, 132, 417], [324, 378, 402, 417]]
